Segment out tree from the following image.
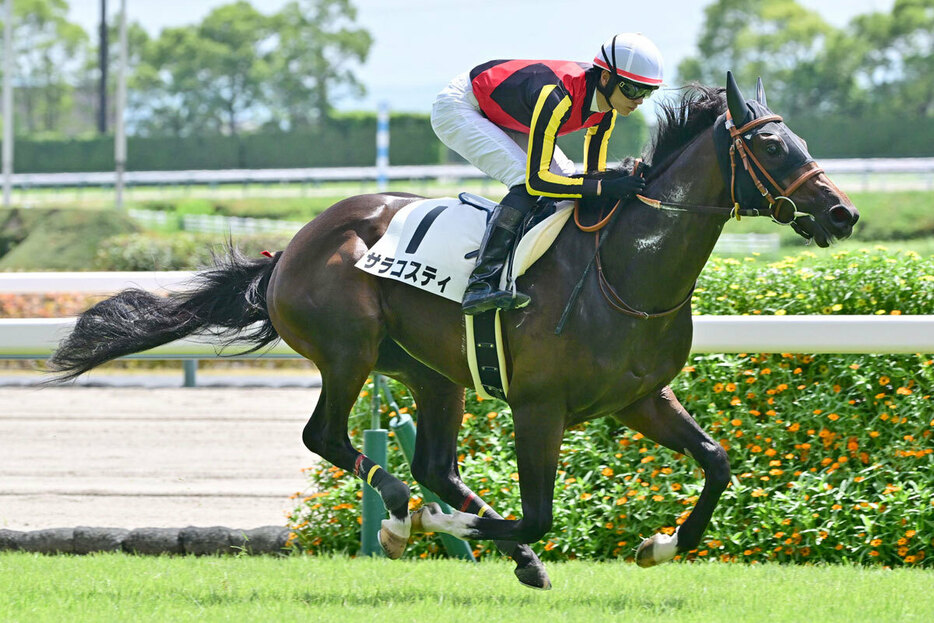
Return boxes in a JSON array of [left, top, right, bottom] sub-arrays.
[[2, 0, 90, 136], [267, 0, 372, 128], [848, 0, 934, 117], [135, 1, 274, 137], [676, 0, 836, 115], [678, 0, 934, 118]]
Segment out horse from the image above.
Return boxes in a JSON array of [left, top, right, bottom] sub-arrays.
[[48, 73, 858, 589]]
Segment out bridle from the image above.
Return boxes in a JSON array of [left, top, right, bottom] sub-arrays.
[[559, 107, 828, 331], [720, 109, 822, 226], [633, 110, 824, 227]]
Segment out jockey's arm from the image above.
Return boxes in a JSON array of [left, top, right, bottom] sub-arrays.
[[583, 111, 617, 173], [525, 85, 600, 198]]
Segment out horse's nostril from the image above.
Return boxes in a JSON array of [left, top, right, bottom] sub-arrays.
[[830, 205, 856, 227]]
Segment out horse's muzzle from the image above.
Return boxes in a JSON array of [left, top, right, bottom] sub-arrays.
[[827, 204, 859, 240]]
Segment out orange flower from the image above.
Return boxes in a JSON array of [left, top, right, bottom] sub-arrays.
[[601, 467, 614, 477]]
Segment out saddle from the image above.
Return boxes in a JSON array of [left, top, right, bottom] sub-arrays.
[[355, 194, 574, 401]]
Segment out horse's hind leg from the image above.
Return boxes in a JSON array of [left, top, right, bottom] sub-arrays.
[[300, 357, 413, 558], [612, 386, 731, 567], [377, 342, 550, 589]]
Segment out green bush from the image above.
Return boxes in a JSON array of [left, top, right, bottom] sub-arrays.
[[287, 248, 934, 567], [94, 232, 293, 270], [0, 208, 139, 271]]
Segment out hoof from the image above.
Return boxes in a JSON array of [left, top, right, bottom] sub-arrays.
[[378, 520, 409, 560], [410, 502, 443, 534], [515, 561, 551, 590], [636, 532, 678, 568]]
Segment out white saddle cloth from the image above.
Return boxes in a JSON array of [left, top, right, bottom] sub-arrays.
[[354, 197, 573, 302]]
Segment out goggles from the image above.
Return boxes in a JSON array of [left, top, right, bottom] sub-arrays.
[[617, 78, 657, 100]]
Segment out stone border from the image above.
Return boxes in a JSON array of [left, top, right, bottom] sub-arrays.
[[0, 526, 292, 555]]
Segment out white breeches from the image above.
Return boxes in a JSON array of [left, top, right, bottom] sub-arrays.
[[430, 72, 576, 190]]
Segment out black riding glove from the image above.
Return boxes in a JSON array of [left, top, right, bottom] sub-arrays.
[[599, 174, 645, 197]]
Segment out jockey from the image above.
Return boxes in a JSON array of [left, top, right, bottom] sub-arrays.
[[431, 33, 664, 315]]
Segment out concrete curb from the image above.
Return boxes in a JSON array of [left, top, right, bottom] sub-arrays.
[[0, 526, 292, 555]]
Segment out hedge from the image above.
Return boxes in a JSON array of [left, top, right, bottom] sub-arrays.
[[93, 232, 295, 271], [287, 248, 934, 567], [11, 111, 934, 173], [11, 111, 648, 173]]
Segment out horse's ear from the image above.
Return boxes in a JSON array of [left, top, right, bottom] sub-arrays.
[[726, 71, 748, 125], [755, 77, 768, 107]]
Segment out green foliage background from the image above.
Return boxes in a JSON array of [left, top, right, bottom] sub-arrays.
[[288, 248, 934, 567]]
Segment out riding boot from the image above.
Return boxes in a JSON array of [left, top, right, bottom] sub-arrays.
[[462, 196, 533, 315]]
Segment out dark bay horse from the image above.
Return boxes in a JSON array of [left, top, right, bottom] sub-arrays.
[[49, 74, 858, 589]]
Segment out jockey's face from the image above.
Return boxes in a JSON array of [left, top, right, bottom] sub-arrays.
[[599, 70, 646, 117]]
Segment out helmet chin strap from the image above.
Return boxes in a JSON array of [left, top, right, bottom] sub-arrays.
[[597, 76, 616, 101], [598, 36, 619, 102]]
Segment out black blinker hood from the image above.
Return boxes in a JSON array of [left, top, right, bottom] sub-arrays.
[[713, 99, 815, 209]]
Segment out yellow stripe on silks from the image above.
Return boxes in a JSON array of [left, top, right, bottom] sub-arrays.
[[526, 86, 583, 198], [494, 310, 509, 398], [366, 465, 381, 486], [478, 505, 493, 517], [596, 111, 617, 171]]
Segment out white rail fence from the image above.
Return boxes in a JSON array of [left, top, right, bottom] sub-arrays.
[[2, 273, 932, 362], [7, 158, 934, 191], [3, 315, 932, 361]]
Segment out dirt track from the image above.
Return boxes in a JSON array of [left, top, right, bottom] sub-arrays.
[[0, 387, 320, 530]]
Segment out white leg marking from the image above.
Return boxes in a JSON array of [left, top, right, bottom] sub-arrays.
[[419, 506, 476, 539], [650, 531, 679, 564], [381, 514, 411, 541]]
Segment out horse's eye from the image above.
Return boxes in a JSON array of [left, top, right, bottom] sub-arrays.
[[765, 144, 780, 156]]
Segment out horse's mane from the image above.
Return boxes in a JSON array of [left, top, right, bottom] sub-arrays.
[[645, 84, 726, 176], [577, 84, 726, 212]]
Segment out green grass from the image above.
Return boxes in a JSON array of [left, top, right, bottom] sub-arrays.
[[0, 208, 139, 271], [0, 554, 931, 622], [722, 190, 934, 246]]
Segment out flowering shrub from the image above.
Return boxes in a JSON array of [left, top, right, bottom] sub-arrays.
[[0, 293, 104, 318], [693, 248, 934, 316], [288, 248, 933, 566]]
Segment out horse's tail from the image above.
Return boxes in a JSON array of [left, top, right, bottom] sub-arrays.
[[47, 246, 282, 383]]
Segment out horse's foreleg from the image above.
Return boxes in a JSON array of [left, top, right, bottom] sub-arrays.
[[403, 377, 549, 589], [614, 386, 731, 566]]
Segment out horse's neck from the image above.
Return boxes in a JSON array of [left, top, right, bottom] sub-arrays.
[[601, 128, 730, 313]]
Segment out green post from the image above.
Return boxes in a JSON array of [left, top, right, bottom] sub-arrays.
[[389, 411, 476, 562], [183, 360, 197, 387], [359, 377, 388, 557]]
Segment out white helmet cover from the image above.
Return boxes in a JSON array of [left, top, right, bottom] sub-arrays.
[[594, 32, 664, 86]]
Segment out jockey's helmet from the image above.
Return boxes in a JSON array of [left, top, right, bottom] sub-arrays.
[[594, 33, 664, 87]]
